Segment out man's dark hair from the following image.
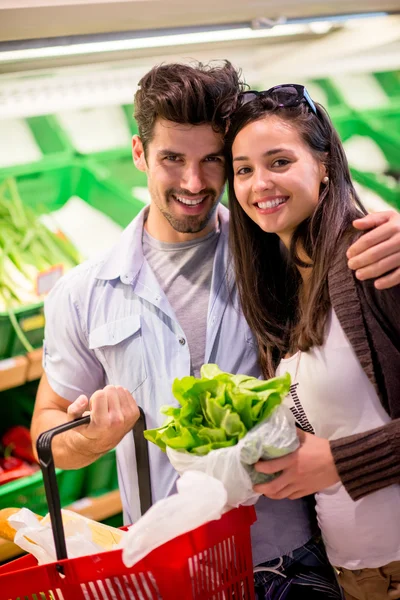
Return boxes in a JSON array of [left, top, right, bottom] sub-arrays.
[[134, 61, 244, 151]]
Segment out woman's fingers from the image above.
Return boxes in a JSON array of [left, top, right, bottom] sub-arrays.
[[374, 267, 400, 290]]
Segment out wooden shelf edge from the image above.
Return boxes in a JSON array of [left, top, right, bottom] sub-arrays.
[[0, 488, 122, 563], [0, 348, 43, 392]]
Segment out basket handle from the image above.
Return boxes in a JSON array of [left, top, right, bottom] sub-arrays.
[[36, 407, 152, 566], [133, 407, 153, 515]]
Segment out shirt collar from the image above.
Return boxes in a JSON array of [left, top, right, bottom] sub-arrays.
[[94, 203, 230, 284], [94, 206, 147, 283]]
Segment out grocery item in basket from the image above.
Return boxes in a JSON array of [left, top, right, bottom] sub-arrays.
[[0, 507, 43, 541], [145, 364, 298, 507], [122, 470, 227, 568], [8, 507, 127, 564]]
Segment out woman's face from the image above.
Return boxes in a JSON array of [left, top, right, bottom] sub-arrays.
[[232, 115, 326, 247]]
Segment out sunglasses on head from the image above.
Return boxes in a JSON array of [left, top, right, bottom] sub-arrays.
[[238, 84, 317, 116]]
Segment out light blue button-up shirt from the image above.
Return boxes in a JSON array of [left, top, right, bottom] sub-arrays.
[[43, 205, 314, 565]]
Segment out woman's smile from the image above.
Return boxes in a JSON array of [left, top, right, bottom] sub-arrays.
[[254, 195, 289, 213]]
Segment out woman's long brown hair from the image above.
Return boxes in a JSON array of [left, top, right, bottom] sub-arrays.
[[225, 97, 367, 378]]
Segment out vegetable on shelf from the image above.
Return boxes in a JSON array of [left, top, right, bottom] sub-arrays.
[[2, 426, 36, 464], [144, 364, 291, 455], [0, 426, 39, 486], [0, 177, 82, 352], [0, 456, 38, 486]]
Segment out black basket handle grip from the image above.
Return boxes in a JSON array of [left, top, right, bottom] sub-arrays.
[[36, 407, 152, 566], [36, 415, 91, 564], [133, 407, 153, 516]]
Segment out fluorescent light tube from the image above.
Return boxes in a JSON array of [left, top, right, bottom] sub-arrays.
[[0, 23, 317, 63]]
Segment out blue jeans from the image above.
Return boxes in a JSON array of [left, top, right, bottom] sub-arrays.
[[254, 536, 344, 599]]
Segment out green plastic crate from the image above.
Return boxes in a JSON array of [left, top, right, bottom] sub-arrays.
[[333, 115, 400, 169], [359, 104, 400, 145], [0, 303, 44, 361], [0, 467, 85, 515], [0, 115, 73, 178], [87, 155, 149, 207], [331, 114, 400, 209], [82, 105, 149, 206], [0, 450, 117, 516], [350, 169, 400, 210], [309, 77, 350, 109], [83, 448, 118, 498], [0, 162, 144, 359], [14, 161, 143, 227], [373, 71, 400, 102]]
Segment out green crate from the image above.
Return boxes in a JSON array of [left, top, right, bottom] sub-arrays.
[[14, 162, 143, 227], [0, 450, 117, 515], [87, 155, 149, 207], [333, 115, 400, 169], [330, 114, 400, 210], [83, 449, 118, 497], [308, 78, 353, 112], [350, 168, 400, 210], [373, 70, 400, 101], [81, 104, 149, 206], [0, 467, 85, 515], [0, 116, 73, 178], [0, 162, 143, 359], [0, 303, 44, 360], [359, 104, 400, 145], [331, 115, 400, 210]]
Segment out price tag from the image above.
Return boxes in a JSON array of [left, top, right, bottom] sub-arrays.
[[20, 314, 45, 332], [0, 358, 17, 371], [36, 264, 64, 296]]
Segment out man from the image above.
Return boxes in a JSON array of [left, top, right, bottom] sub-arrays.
[[31, 61, 400, 598]]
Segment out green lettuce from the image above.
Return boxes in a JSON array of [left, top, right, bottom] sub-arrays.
[[144, 364, 291, 455]]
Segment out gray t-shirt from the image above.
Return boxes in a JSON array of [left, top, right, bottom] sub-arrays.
[[143, 227, 219, 377]]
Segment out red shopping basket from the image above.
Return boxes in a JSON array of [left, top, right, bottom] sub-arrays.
[[0, 412, 257, 600]]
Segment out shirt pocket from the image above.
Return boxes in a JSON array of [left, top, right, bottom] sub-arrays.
[[89, 315, 147, 393]]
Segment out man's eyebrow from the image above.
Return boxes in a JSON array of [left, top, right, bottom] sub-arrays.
[[157, 149, 185, 157], [233, 148, 288, 162], [157, 148, 225, 160], [157, 149, 225, 159]]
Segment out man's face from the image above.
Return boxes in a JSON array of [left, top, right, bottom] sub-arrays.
[[133, 119, 226, 241]]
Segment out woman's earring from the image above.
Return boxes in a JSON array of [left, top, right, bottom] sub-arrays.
[[322, 176, 329, 184]]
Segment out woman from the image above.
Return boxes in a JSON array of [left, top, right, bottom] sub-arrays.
[[225, 85, 400, 600]]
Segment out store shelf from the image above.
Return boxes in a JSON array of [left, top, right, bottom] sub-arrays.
[[0, 488, 122, 563], [0, 348, 43, 392]]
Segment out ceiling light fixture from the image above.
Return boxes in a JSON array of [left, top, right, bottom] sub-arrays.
[[0, 12, 389, 64]]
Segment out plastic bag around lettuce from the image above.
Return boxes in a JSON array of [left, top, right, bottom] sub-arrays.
[[167, 403, 299, 508]]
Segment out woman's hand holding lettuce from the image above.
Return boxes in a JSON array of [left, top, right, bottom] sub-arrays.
[[144, 365, 299, 507]]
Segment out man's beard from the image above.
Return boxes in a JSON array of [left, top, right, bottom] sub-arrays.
[[160, 188, 222, 234]]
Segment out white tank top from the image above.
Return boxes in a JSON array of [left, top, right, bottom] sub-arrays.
[[276, 308, 400, 569]]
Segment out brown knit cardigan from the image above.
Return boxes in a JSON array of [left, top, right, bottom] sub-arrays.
[[328, 245, 400, 501]]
